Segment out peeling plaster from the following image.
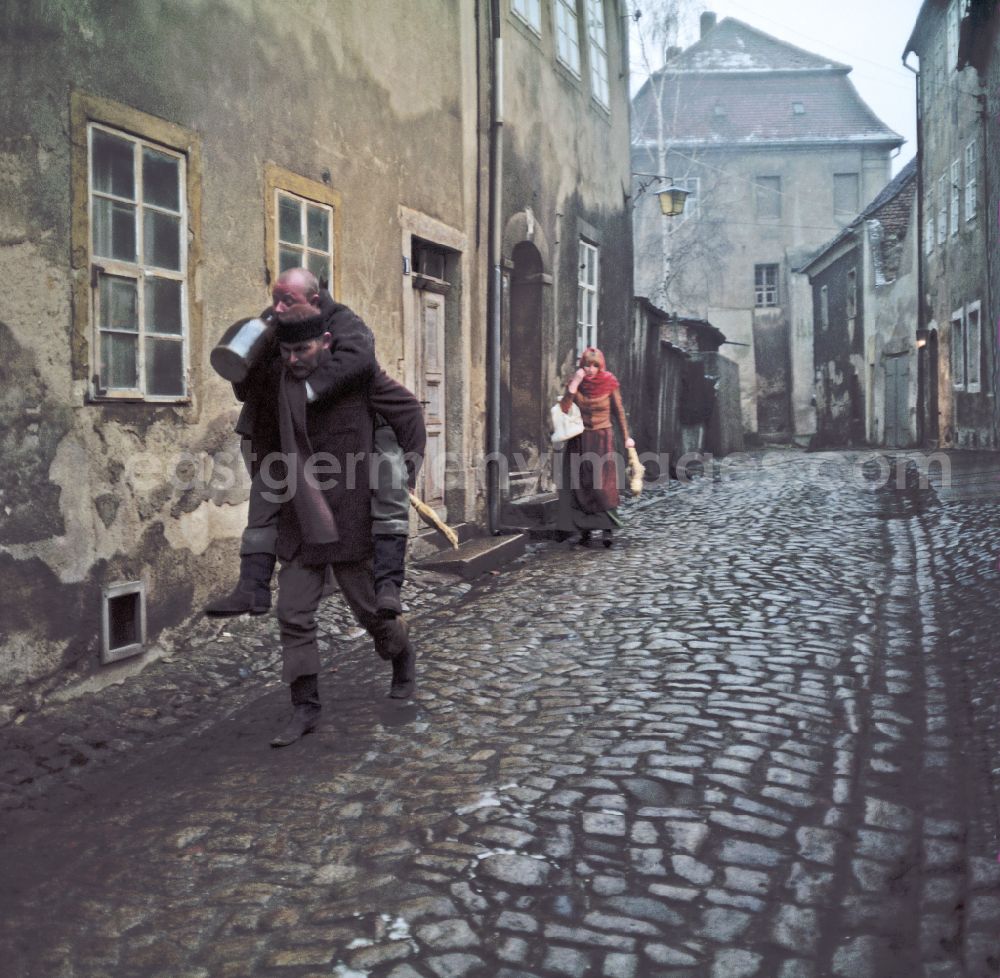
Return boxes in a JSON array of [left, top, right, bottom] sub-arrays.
[[162, 498, 247, 556]]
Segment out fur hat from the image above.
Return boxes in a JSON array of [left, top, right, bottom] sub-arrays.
[[274, 303, 326, 344]]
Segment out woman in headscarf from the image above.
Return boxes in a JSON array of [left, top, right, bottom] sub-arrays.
[[555, 347, 634, 547]]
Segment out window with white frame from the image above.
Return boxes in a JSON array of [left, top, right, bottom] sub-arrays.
[[938, 174, 948, 245], [511, 0, 541, 33], [265, 164, 341, 299], [846, 268, 857, 319], [577, 240, 598, 353], [946, 0, 959, 73], [966, 300, 982, 392], [934, 37, 945, 97], [965, 139, 977, 221], [755, 264, 779, 307], [276, 190, 334, 284], [925, 203, 935, 255], [89, 123, 188, 398], [555, 0, 581, 76], [950, 160, 960, 235], [819, 285, 829, 329], [951, 307, 965, 389], [586, 0, 609, 107]]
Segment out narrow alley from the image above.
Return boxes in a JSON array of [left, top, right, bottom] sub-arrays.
[[1, 450, 998, 978]]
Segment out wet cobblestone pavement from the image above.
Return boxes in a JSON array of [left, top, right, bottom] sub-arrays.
[[1, 449, 999, 978]]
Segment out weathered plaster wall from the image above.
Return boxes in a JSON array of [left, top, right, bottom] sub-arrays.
[[500, 3, 633, 490], [811, 247, 866, 446], [987, 24, 1000, 442], [864, 196, 919, 447], [915, 2, 994, 447], [0, 0, 481, 703]]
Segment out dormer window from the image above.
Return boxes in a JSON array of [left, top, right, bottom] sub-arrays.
[[713, 102, 726, 118], [793, 101, 805, 115]]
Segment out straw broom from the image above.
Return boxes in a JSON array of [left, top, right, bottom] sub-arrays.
[[626, 445, 644, 497], [408, 491, 459, 549]]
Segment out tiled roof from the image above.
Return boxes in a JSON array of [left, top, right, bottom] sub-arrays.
[[632, 17, 902, 148], [860, 156, 918, 222], [797, 158, 917, 274], [633, 71, 904, 146], [667, 17, 850, 73]]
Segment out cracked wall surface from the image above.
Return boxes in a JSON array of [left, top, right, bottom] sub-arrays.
[[0, 0, 482, 702]]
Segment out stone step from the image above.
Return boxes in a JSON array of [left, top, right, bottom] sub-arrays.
[[501, 490, 558, 528], [415, 532, 527, 580], [409, 522, 478, 561]]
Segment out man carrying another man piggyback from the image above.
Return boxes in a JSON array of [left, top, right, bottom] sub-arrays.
[[206, 268, 426, 747]]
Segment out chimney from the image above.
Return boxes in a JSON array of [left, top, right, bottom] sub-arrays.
[[700, 11, 717, 37]]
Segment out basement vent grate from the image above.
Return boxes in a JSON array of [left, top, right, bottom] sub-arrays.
[[101, 581, 146, 664]]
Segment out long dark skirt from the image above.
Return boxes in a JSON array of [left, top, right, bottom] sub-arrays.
[[555, 427, 624, 532]]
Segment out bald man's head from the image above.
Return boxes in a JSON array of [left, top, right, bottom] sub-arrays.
[[271, 267, 320, 313]]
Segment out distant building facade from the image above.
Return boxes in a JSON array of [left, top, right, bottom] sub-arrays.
[[905, 0, 996, 448], [798, 160, 919, 448], [632, 13, 902, 444]]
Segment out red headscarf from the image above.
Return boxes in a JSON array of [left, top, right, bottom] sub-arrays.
[[578, 347, 620, 398]]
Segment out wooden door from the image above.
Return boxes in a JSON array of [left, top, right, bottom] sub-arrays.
[[883, 353, 910, 448], [415, 287, 446, 516]]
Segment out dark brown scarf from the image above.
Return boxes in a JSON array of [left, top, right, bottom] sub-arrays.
[[278, 369, 339, 559]]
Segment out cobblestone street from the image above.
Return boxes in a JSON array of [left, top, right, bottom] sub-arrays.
[[2, 449, 999, 978]]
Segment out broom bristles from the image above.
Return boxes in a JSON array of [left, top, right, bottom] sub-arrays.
[[409, 491, 460, 548], [626, 445, 644, 497]]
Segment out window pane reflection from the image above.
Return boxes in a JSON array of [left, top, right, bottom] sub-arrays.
[[142, 148, 179, 211], [101, 332, 138, 389], [145, 337, 184, 396], [99, 275, 138, 332], [279, 196, 302, 244], [143, 208, 181, 269], [92, 130, 134, 198], [279, 245, 301, 274], [306, 252, 329, 284], [307, 205, 329, 250], [93, 198, 136, 261], [145, 277, 182, 335]]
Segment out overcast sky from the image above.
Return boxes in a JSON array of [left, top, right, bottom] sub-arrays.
[[630, 0, 925, 175]]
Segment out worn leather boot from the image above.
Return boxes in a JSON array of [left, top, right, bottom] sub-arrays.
[[389, 643, 416, 699], [577, 530, 591, 547], [204, 553, 275, 617], [270, 674, 321, 748]]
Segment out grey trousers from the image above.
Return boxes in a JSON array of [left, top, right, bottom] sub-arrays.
[[240, 423, 410, 555], [371, 421, 411, 536], [276, 555, 411, 684]]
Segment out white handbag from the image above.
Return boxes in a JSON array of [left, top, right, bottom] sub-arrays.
[[551, 401, 585, 445]]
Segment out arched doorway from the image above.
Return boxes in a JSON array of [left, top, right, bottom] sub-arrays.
[[507, 241, 544, 472]]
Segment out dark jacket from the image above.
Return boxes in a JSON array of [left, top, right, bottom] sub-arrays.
[[234, 291, 376, 447], [249, 358, 426, 565]]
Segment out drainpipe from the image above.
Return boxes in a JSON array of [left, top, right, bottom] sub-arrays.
[[903, 51, 926, 445], [486, 0, 504, 534], [978, 91, 999, 445]]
